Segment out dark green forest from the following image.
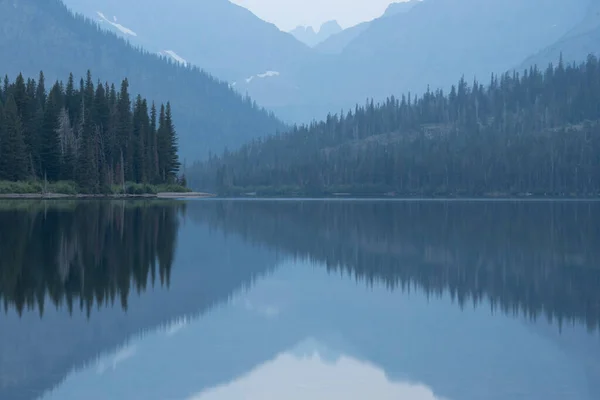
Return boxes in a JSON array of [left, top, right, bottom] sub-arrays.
[[191, 55, 600, 197], [0, 71, 181, 193], [0, 200, 184, 317]]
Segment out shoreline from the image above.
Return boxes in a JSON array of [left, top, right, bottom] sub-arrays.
[[0, 192, 216, 199], [1, 193, 598, 201], [212, 194, 600, 201]]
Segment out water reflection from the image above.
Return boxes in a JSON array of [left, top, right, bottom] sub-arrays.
[[0, 199, 599, 400], [191, 200, 600, 332], [0, 200, 184, 316], [37, 263, 597, 400], [191, 351, 447, 400]]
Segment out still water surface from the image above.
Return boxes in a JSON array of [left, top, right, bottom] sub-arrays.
[[1, 199, 599, 400]]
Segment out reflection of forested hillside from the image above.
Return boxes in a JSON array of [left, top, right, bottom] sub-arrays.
[[191, 200, 600, 332], [0, 200, 279, 400], [0, 201, 184, 316]]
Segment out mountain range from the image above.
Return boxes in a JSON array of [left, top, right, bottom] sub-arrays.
[[236, 0, 596, 122], [2, 0, 599, 162], [57, 0, 598, 125]]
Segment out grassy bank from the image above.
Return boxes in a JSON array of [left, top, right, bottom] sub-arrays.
[[0, 180, 192, 197]]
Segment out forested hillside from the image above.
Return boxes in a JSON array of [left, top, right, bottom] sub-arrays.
[[190, 55, 600, 197], [0, 71, 179, 193], [0, 0, 285, 160]]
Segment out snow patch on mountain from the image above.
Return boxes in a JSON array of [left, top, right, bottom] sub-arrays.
[[96, 12, 137, 36], [245, 71, 280, 84], [159, 50, 188, 66]]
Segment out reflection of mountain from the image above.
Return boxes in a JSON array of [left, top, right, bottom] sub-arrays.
[[191, 200, 600, 332], [0, 201, 280, 400], [38, 264, 597, 400]]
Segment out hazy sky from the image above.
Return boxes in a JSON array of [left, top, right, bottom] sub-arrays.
[[231, 0, 401, 31]]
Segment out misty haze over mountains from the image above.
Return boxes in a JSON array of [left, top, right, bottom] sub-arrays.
[[79, 0, 595, 122], [2, 0, 599, 160]]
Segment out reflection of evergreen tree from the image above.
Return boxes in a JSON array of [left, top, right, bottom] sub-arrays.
[[189, 200, 600, 332], [0, 201, 185, 316]]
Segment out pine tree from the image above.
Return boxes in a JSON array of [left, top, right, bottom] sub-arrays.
[[39, 83, 63, 181], [132, 95, 146, 182], [0, 95, 29, 181], [77, 104, 99, 192], [148, 102, 159, 183], [94, 82, 110, 187], [65, 73, 77, 124], [164, 102, 180, 182], [57, 107, 77, 181], [116, 79, 132, 181], [2, 76, 8, 99], [157, 104, 167, 182], [36, 71, 47, 106]]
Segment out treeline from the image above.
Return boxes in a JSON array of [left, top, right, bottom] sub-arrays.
[[191, 54, 600, 196], [0, 71, 181, 192]]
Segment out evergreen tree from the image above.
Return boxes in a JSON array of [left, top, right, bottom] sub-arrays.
[[76, 102, 98, 192], [157, 104, 167, 182], [0, 95, 29, 181], [36, 71, 47, 106], [164, 102, 180, 182], [65, 73, 77, 124], [117, 78, 133, 182], [148, 102, 159, 183], [0, 70, 182, 190], [39, 83, 62, 181]]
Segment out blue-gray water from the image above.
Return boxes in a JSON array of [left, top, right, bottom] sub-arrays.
[[1, 199, 599, 400]]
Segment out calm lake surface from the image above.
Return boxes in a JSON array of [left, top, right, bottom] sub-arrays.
[[1, 199, 600, 400]]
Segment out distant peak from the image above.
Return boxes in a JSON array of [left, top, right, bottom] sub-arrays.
[[290, 20, 342, 47], [319, 20, 342, 34], [290, 25, 316, 35]]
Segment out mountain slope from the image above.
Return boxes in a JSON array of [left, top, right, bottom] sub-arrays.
[[257, 0, 592, 123], [328, 0, 590, 104], [61, 0, 313, 82], [0, 0, 285, 160], [315, 1, 419, 55], [314, 21, 371, 55], [521, 0, 600, 68]]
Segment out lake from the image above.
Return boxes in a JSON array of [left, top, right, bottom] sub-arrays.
[[1, 199, 599, 400]]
